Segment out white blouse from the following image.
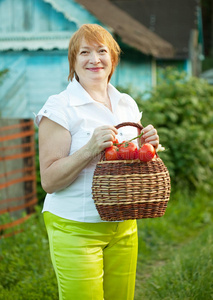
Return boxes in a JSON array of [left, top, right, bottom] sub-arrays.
[[35, 78, 142, 222]]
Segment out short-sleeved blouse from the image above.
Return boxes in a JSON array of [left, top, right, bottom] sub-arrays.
[[35, 78, 142, 222]]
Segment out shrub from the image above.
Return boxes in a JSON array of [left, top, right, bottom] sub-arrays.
[[122, 68, 213, 192]]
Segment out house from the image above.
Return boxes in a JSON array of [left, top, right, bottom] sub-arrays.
[[0, 0, 203, 118], [110, 0, 204, 76]]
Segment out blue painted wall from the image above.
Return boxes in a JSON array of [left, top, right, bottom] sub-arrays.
[[0, 50, 69, 118], [0, 0, 77, 32]]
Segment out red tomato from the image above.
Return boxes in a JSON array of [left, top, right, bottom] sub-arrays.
[[138, 143, 155, 162], [118, 142, 137, 160], [105, 146, 118, 161], [113, 138, 119, 146], [134, 148, 139, 159], [113, 138, 124, 148], [116, 141, 125, 148]]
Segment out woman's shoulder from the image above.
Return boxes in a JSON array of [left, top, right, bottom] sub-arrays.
[[108, 84, 136, 105], [121, 92, 133, 99], [120, 92, 138, 107], [119, 92, 142, 121], [45, 88, 70, 108], [35, 87, 71, 129]]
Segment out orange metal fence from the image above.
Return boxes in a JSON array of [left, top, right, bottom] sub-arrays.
[[0, 119, 38, 237]]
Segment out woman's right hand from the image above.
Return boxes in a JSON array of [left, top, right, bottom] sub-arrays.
[[86, 125, 118, 157]]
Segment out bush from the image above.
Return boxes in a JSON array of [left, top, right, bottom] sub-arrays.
[[126, 68, 213, 192]]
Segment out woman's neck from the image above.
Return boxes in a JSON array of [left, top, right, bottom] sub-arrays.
[[79, 79, 112, 111], [79, 79, 109, 104]]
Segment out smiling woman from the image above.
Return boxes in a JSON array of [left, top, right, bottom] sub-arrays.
[[35, 23, 159, 300]]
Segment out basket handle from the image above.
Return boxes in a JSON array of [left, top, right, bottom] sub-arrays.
[[100, 122, 144, 161], [115, 122, 144, 148], [115, 122, 143, 131], [114, 121, 159, 158]]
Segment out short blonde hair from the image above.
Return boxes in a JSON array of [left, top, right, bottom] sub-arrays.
[[68, 24, 121, 82]]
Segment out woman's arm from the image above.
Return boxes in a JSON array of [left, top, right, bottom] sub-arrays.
[[38, 117, 117, 194]]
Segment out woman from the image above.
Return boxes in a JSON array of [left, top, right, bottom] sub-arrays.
[[36, 24, 159, 300]]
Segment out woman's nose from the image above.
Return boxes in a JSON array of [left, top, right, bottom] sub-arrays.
[[89, 51, 100, 64]]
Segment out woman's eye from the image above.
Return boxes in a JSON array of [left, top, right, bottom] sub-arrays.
[[99, 49, 107, 53], [80, 51, 88, 54]]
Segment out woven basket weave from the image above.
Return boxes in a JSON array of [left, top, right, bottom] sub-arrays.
[[92, 122, 171, 221]]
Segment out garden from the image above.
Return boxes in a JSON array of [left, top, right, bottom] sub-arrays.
[[0, 69, 213, 299]]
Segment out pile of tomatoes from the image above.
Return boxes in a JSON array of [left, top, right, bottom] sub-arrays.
[[105, 139, 156, 162]]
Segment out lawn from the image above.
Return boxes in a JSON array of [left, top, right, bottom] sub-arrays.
[[0, 190, 212, 300], [135, 190, 213, 299]]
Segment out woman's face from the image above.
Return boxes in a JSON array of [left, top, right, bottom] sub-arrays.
[[74, 38, 112, 86]]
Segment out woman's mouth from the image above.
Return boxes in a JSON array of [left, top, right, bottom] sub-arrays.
[[87, 67, 103, 72]]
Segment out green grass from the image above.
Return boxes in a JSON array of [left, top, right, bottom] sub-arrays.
[[141, 225, 213, 300], [135, 190, 213, 300], [0, 208, 58, 300], [0, 190, 212, 299]]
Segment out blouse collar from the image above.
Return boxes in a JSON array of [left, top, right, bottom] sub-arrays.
[[67, 78, 123, 108]]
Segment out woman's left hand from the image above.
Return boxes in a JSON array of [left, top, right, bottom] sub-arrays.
[[139, 124, 159, 148]]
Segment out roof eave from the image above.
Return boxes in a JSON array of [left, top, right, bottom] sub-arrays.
[[75, 0, 174, 58]]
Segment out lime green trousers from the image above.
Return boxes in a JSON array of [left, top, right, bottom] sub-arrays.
[[44, 212, 138, 300]]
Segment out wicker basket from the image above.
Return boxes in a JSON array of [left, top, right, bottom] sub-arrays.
[[92, 122, 171, 221]]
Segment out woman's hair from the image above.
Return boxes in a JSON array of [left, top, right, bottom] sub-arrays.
[[68, 24, 121, 82]]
